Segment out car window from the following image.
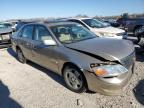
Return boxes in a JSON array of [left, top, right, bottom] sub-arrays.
[[68, 19, 89, 30], [21, 25, 33, 39], [82, 19, 107, 28], [34, 25, 53, 41], [50, 24, 96, 44], [0, 23, 11, 29], [0, 24, 5, 28], [16, 22, 27, 31], [4, 23, 12, 28]]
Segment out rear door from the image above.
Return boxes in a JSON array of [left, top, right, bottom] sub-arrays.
[[30, 25, 59, 72], [18, 25, 34, 60]]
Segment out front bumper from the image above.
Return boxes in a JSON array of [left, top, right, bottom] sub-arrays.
[[117, 32, 128, 39], [113, 31, 128, 39], [122, 34, 128, 39], [101, 33, 127, 39], [0, 33, 11, 48], [0, 40, 11, 49], [103, 36, 123, 39], [83, 64, 134, 95]]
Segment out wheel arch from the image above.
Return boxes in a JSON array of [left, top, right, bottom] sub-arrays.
[[16, 45, 21, 51], [61, 62, 88, 88], [15, 45, 26, 59]]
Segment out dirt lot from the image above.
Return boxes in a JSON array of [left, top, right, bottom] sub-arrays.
[[0, 47, 144, 108]]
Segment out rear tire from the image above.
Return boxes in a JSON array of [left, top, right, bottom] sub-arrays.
[[63, 65, 87, 93], [17, 49, 26, 63]]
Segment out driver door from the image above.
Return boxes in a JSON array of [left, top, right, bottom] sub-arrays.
[[30, 25, 59, 72]]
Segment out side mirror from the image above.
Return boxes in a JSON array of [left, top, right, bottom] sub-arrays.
[[43, 40, 56, 46]]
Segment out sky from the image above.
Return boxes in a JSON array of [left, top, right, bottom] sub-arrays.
[[0, 0, 144, 20]]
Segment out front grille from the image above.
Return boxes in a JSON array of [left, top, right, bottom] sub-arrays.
[[121, 51, 135, 69]]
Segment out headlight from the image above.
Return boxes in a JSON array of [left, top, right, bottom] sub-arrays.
[[99, 32, 116, 37], [90, 63, 128, 77]]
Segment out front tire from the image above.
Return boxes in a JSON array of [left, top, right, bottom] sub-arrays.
[[63, 65, 87, 93], [17, 49, 26, 63]]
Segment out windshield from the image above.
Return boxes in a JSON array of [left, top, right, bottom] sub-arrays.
[[0, 23, 11, 29], [82, 19, 108, 28], [50, 24, 96, 44]]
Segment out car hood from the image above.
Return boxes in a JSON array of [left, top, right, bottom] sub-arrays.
[[91, 26, 125, 34], [65, 38, 134, 61], [0, 28, 12, 34]]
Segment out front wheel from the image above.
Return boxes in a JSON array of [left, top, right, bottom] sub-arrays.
[[17, 49, 26, 63], [63, 65, 87, 93]]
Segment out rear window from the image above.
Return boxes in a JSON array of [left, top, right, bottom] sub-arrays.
[[21, 25, 33, 39], [34, 25, 52, 41]]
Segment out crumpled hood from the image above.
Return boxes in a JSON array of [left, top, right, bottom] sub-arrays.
[[65, 38, 134, 61], [91, 26, 125, 34]]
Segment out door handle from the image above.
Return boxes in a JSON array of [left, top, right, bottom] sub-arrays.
[[26, 43, 31, 46]]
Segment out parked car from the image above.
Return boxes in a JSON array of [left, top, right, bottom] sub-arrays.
[[97, 19, 111, 27], [0, 22, 13, 48], [103, 19, 120, 27], [66, 18, 127, 39], [117, 17, 144, 36], [137, 26, 144, 47], [11, 22, 135, 95]]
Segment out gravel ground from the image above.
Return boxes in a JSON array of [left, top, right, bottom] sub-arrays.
[[0, 47, 144, 108]]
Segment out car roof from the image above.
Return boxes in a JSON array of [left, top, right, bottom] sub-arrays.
[[53, 17, 93, 21], [67, 17, 92, 21], [17, 21, 38, 24], [46, 21, 80, 27], [23, 21, 80, 27]]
